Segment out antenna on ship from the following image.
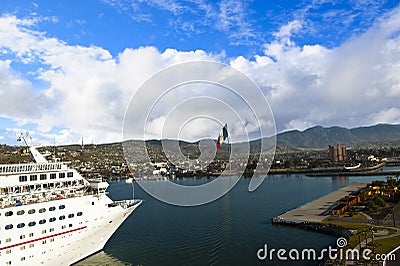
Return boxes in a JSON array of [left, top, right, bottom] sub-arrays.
[[17, 132, 30, 148], [53, 135, 56, 161], [17, 131, 48, 163]]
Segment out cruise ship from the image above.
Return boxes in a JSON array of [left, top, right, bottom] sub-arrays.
[[0, 135, 142, 265]]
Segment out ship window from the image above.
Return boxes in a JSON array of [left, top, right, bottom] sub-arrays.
[[59, 215, 65, 220], [29, 233, 34, 237], [49, 217, 56, 222], [6, 250, 11, 254], [39, 219, 46, 225], [39, 208, 46, 213], [20, 235, 25, 239], [40, 174, 47, 180], [50, 228, 54, 232], [67, 172, 73, 177], [29, 244, 34, 248], [30, 175, 37, 181], [62, 225, 66, 229], [59, 205, 65, 209], [50, 173, 56, 179], [5, 211, 13, 216], [28, 221, 36, 227], [21, 257, 26, 261], [42, 230, 46, 234], [28, 209, 35, 214], [77, 212, 83, 216], [49, 206, 56, 211], [50, 238, 54, 242], [69, 224, 73, 227], [17, 223, 25, 228], [59, 172, 65, 178], [5, 224, 13, 230], [19, 175, 28, 182], [68, 214, 74, 218], [42, 240, 46, 244], [20, 246, 25, 250], [17, 210, 25, 215]]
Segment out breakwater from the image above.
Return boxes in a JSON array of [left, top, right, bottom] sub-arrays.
[[273, 220, 353, 239], [272, 182, 367, 223]]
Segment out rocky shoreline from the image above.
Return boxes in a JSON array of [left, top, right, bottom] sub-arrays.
[[273, 220, 353, 239]]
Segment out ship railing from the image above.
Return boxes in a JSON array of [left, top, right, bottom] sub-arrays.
[[108, 199, 142, 209], [0, 162, 69, 175], [0, 188, 97, 209]]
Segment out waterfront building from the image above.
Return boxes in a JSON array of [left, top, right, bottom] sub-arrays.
[[329, 144, 347, 163]]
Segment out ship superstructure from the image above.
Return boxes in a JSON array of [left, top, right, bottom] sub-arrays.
[[0, 135, 142, 265]]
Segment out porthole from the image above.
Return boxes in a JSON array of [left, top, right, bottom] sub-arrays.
[[28, 209, 35, 214], [68, 214, 74, 218], [39, 219, 46, 225], [39, 208, 46, 213], [59, 215, 65, 220], [5, 224, 13, 230], [77, 212, 83, 216], [17, 223, 25, 228], [49, 206, 56, 211], [28, 221, 36, 227], [17, 210, 25, 215], [49, 217, 56, 222], [5, 211, 13, 217], [59, 205, 65, 210]]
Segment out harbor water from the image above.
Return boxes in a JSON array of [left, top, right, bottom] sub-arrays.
[[77, 174, 387, 265]]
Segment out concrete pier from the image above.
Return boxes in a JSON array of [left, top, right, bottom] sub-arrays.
[[274, 182, 368, 223]]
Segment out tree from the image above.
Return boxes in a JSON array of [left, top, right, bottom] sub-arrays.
[[374, 196, 386, 208]]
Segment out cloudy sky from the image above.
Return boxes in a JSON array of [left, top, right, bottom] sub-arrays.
[[0, 0, 400, 145]]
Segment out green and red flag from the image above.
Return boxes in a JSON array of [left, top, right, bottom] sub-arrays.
[[216, 124, 228, 149]]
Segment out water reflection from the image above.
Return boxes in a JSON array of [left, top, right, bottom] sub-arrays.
[[74, 251, 131, 266], [331, 176, 349, 184]]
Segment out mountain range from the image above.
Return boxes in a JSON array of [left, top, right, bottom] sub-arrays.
[[276, 124, 400, 148]]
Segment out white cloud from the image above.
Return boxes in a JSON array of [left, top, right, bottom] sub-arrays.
[[369, 108, 400, 125], [232, 6, 400, 132], [1, 6, 400, 145], [274, 20, 303, 40], [0, 60, 37, 119]]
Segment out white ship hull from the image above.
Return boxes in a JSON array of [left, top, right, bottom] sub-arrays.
[[1, 136, 143, 265], [1, 194, 142, 265]]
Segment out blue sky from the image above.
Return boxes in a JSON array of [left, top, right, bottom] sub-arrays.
[[0, 0, 400, 145]]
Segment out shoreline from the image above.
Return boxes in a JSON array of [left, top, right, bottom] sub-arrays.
[[270, 182, 368, 250], [273, 220, 353, 239], [271, 182, 367, 223]]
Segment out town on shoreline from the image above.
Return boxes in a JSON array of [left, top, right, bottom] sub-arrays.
[[1, 137, 400, 264], [1, 138, 400, 180]]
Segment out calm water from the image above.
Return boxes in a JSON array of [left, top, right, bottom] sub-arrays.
[[77, 174, 386, 266]]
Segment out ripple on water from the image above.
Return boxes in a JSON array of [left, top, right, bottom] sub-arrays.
[[74, 251, 131, 266]]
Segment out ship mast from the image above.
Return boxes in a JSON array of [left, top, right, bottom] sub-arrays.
[[18, 132, 48, 163]]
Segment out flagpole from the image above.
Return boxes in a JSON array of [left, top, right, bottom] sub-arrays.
[[133, 173, 137, 200], [227, 124, 231, 171]]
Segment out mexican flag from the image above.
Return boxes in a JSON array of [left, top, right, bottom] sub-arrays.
[[216, 124, 228, 149]]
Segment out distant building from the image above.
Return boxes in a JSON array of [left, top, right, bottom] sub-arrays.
[[329, 144, 346, 162]]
